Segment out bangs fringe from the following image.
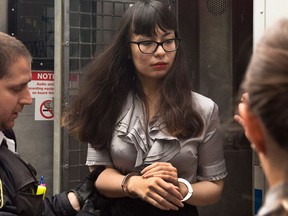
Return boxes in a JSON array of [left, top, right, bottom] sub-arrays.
[[131, 2, 177, 36]]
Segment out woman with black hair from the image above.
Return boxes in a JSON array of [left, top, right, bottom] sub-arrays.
[[63, 1, 227, 215]]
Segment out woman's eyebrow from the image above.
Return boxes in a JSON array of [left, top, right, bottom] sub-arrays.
[[134, 31, 173, 40], [163, 31, 173, 36], [160, 31, 174, 38]]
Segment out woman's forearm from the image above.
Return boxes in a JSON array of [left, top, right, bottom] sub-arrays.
[[92, 166, 126, 198], [90, 165, 224, 207], [184, 179, 224, 206]]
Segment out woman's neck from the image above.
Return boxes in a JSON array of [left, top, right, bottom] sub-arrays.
[[144, 86, 161, 121], [260, 150, 288, 187], [139, 77, 162, 117], [140, 77, 162, 95]]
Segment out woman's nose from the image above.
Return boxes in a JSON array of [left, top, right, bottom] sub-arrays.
[[154, 44, 166, 55]]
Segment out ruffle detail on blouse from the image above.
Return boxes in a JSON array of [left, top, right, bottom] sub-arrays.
[[115, 96, 181, 168]]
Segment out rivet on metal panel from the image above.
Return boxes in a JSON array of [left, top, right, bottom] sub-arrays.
[[64, 164, 69, 169], [260, 10, 263, 14], [64, 41, 69, 46]]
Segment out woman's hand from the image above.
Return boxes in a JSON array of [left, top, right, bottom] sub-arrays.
[[140, 162, 189, 203], [234, 93, 249, 128], [128, 175, 184, 211], [141, 162, 179, 186]]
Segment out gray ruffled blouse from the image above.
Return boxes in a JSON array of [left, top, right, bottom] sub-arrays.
[[86, 92, 227, 183]]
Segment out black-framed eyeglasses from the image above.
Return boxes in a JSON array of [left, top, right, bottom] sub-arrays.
[[130, 38, 181, 54]]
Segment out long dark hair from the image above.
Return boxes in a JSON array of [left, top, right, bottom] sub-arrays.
[[63, 0, 203, 149]]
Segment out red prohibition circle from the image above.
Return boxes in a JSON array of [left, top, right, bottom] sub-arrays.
[[40, 100, 54, 119]]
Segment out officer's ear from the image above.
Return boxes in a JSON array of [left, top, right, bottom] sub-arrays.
[[238, 102, 266, 154]]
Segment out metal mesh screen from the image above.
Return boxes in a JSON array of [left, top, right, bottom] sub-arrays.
[[8, 0, 54, 70], [62, 0, 134, 190], [206, 0, 228, 16]]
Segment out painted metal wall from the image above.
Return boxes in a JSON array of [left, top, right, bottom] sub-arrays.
[[194, 0, 253, 215], [0, 1, 8, 32]]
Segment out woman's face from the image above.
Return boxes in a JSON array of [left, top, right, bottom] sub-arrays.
[[130, 27, 177, 84]]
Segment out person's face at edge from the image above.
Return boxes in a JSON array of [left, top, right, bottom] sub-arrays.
[[130, 27, 177, 85], [0, 57, 32, 131]]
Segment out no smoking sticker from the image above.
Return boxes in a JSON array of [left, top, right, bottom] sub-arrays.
[[36, 99, 54, 120]]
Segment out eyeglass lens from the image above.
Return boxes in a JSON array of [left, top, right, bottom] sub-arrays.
[[139, 39, 179, 54]]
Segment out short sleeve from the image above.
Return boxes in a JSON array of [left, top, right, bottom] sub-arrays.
[[86, 143, 114, 166], [196, 100, 227, 181]]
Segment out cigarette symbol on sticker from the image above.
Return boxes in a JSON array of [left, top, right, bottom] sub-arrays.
[[40, 100, 54, 119]]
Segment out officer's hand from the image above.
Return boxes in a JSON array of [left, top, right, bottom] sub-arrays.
[[70, 166, 105, 208], [75, 193, 101, 216]]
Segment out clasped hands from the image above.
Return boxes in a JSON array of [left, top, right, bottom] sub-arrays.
[[125, 162, 186, 211]]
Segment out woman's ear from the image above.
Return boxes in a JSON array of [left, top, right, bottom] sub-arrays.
[[238, 103, 266, 154]]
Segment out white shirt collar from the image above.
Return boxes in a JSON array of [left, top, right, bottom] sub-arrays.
[[0, 131, 16, 153]]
